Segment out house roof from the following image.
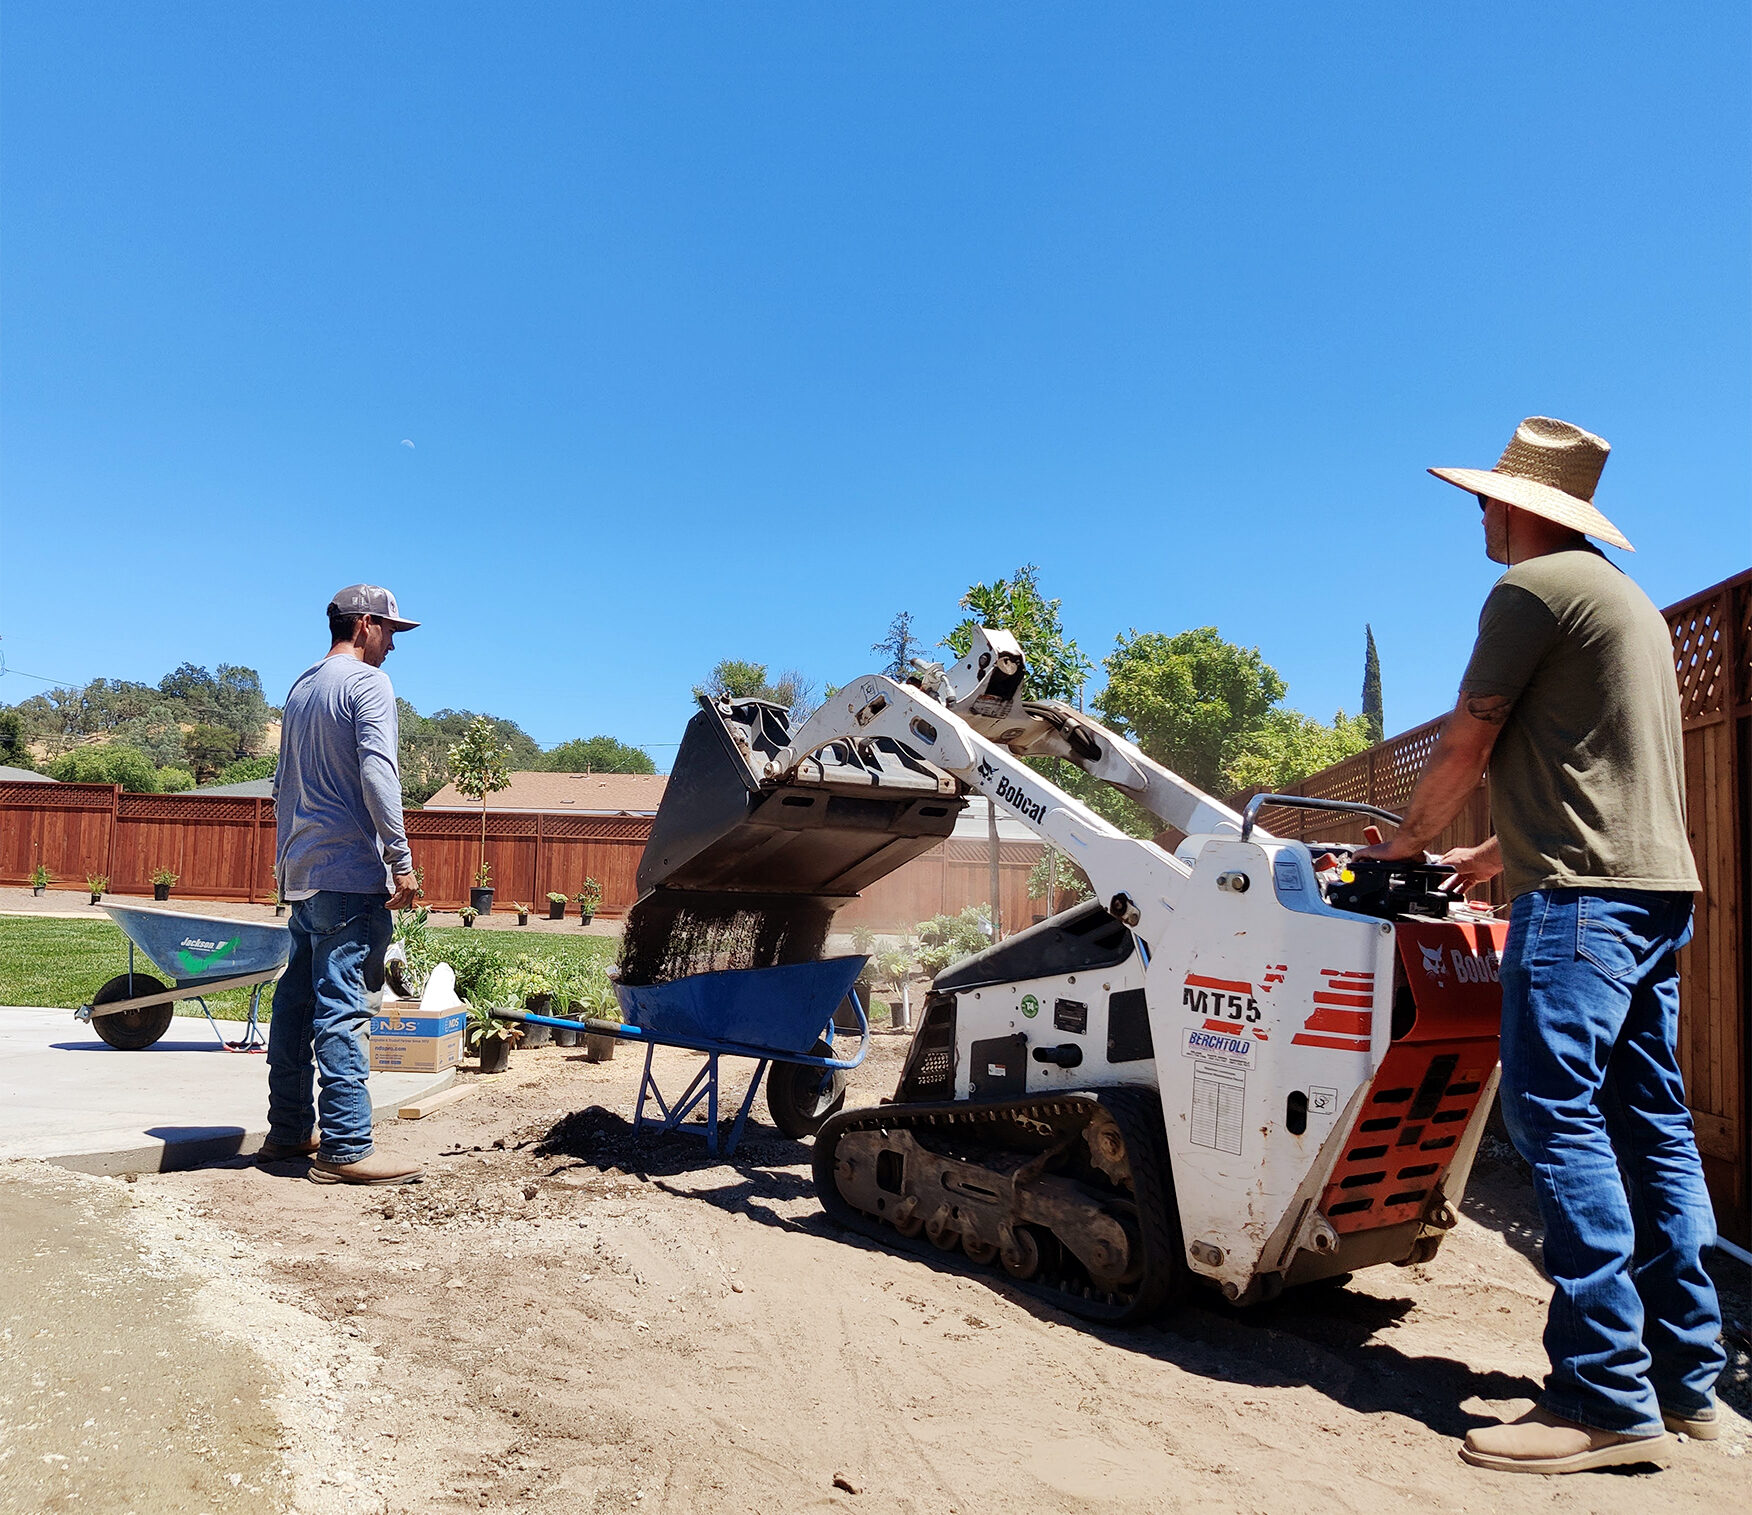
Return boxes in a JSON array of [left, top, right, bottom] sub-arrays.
[[0, 765, 55, 783], [193, 777, 276, 798], [421, 770, 669, 814]]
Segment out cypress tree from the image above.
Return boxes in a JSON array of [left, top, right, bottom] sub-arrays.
[[1361, 625, 1384, 744]]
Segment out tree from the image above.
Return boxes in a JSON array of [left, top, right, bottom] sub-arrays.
[[871, 611, 922, 680], [446, 716, 513, 886], [1361, 625, 1384, 744], [1027, 848, 1093, 910], [183, 723, 245, 783], [396, 700, 451, 806], [426, 709, 542, 768], [943, 564, 1092, 703], [47, 743, 162, 792], [1095, 628, 1285, 793], [1224, 708, 1373, 793], [694, 660, 818, 724], [156, 766, 197, 793], [541, 736, 656, 774], [211, 753, 278, 785], [1094, 625, 1369, 796], [0, 709, 31, 769]]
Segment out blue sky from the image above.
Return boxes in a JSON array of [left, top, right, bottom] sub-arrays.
[[3, 3, 1746, 768]]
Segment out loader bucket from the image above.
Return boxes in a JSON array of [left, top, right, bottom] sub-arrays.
[[621, 697, 964, 984]]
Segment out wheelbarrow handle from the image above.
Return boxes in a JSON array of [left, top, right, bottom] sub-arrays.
[[489, 1006, 638, 1039]]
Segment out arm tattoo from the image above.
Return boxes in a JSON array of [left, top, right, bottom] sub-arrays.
[[1463, 693, 1515, 726]]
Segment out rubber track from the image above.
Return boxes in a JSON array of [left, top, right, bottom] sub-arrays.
[[812, 1086, 1189, 1326]]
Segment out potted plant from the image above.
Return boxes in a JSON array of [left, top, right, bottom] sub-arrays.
[[151, 866, 179, 902], [510, 959, 553, 1048], [546, 891, 567, 921], [447, 717, 511, 915], [272, 887, 287, 917], [572, 956, 620, 1061], [30, 863, 51, 897], [459, 905, 478, 928], [469, 860, 494, 917], [574, 877, 602, 926], [467, 1002, 521, 1074], [86, 872, 109, 905], [514, 902, 530, 926]]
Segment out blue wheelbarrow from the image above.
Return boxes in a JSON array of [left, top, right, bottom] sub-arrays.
[[74, 904, 291, 1052], [495, 956, 869, 1156]]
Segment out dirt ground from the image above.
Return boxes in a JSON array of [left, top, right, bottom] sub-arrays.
[[4, 1035, 1748, 1515]]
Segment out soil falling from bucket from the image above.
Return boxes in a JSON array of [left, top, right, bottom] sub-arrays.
[[617, 890, 835, 986]]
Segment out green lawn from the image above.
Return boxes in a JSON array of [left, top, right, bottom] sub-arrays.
[[0, 916, 615, 1020]]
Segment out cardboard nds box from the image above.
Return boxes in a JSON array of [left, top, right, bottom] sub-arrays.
[[369, 1000, 468, 1073]]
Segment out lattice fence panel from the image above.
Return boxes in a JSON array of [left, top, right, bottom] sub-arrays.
[[1669, 597, 1725, 721], [1372, 720, 1444, 814], [406, 812, 498, 839], [540, 816, 651, 840], [1736, 580, 1752, 713], [117, 795, 257, 822], [0, 781, 112, 809]]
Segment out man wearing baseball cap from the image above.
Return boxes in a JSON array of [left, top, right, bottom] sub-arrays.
[[1356, 419, 1720, 1472], [261, 584, 423, 1184]]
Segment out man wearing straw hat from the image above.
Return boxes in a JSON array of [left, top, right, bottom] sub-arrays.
[[1355, 418, 1721, 1473]]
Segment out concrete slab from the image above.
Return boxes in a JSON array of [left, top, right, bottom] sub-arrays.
[[0, 1006, 454, 1174]]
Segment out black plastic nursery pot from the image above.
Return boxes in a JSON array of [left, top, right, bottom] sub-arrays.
[[552, 1027, 579, 1048], [516, 912, 529, 926], [520, 994, 553, 1048], [578, 912, 594, 927], [89, 893, 102, 905], [153, 884, 170, 901], [478, 1037, 511, 1074], [469, 887, 494, 915], [547, 900, 565, 920]]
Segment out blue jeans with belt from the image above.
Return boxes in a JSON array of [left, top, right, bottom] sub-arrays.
[[1497, 887, 1724, 1434], [266, 890, 392, 1165]]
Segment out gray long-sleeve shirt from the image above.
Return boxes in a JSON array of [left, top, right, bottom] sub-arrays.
[[274, 655, 413, 897]]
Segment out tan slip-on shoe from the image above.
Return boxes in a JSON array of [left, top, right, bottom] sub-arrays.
[[1661, 1405, 1719, 1440], [308, 1153, 423, 1186], [256, 1137, 320, 1162], [1460, 1408, 1668, 1474]]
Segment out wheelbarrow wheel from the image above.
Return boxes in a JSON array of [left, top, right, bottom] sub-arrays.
[[766, 1039, 848, 1140], [89, 974, 175, 1050]]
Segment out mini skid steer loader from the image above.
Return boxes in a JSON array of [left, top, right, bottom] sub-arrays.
[[627, 631, 1508, 1324]]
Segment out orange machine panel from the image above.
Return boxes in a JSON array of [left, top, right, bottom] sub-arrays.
[[1320, 915, 1510, 1234]]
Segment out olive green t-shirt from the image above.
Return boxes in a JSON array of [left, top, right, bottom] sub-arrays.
[[1460, 545, 1700, 900]]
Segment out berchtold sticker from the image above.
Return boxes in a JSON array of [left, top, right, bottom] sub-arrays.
[[1180, 1024, 1256, 1068]]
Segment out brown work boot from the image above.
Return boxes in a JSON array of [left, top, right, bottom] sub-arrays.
[[1460, 1408, 1668, 1474], [1661, 1404, 1719, 1440], [256, 1136, 320, 1162], [308, 1152, 423, 1185]]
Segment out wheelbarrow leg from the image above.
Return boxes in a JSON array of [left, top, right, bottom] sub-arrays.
[[721, 1057, 770, 1158], [230, 982, 269, 1052]]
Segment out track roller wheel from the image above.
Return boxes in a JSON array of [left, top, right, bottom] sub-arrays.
[[962, 1236, 997, 1265], [88, 974, 174, 1050], [1000, 1226, 1042, 1280], [925, 1208, 961, 1250]]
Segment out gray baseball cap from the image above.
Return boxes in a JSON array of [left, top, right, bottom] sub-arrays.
[[328, 584, 420, 630]]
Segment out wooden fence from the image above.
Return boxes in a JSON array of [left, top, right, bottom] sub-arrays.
[[1233, 569, 1751, 1245], [0, 787, 650, 918], [836, 839, 1045, 936], [0, 783, 1043, 931]]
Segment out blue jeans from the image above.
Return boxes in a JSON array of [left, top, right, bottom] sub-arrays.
[[266, 890, 392, 1164], [1498, 887, 1724, 1435]]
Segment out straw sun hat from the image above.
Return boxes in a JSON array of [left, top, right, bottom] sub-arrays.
[[1429, 415, 1633, 551]]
